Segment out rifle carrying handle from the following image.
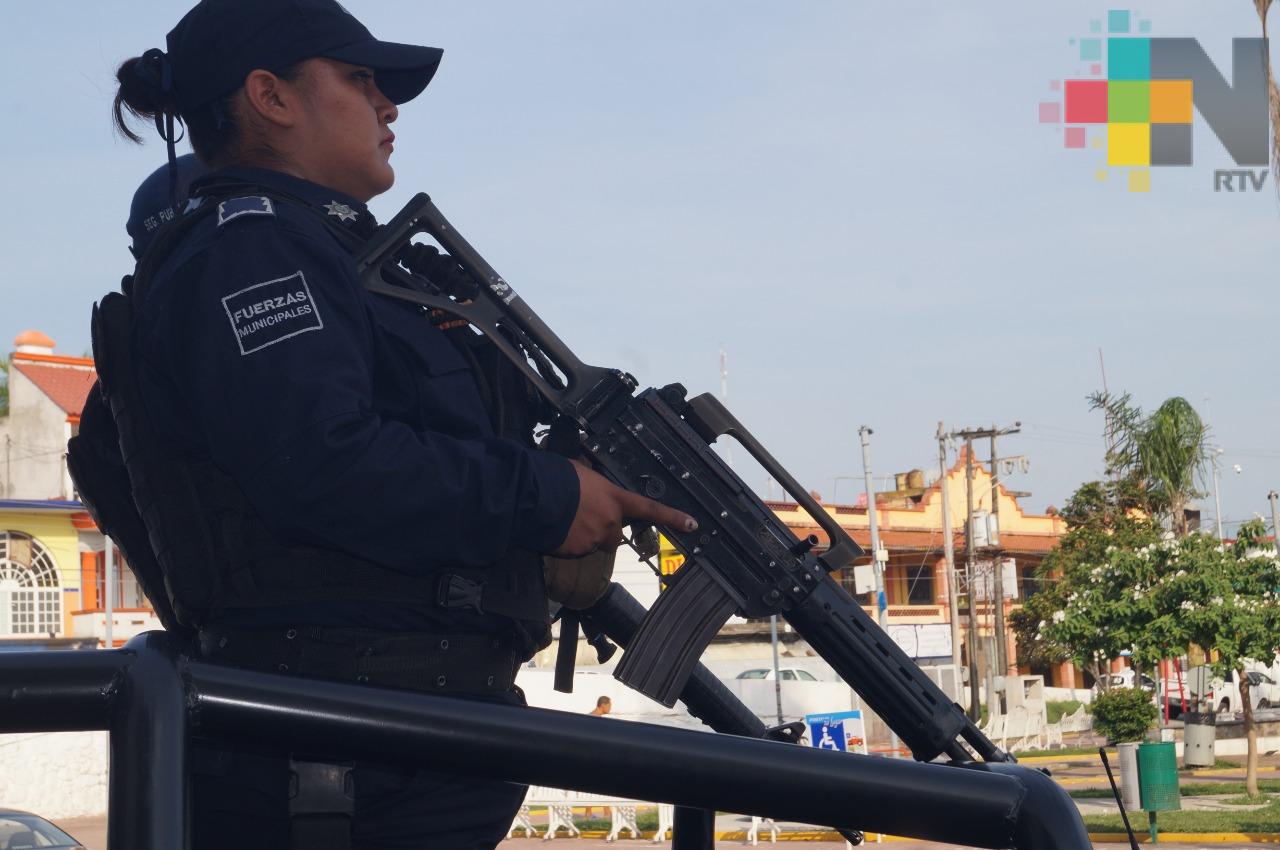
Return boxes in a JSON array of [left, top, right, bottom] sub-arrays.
[[684, 393, 862, 570]]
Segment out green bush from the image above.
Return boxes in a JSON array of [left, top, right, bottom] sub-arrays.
[[1092, 688, 1157, 743], [1046, 700, 1086, 724], [571, 811, 659, 831]]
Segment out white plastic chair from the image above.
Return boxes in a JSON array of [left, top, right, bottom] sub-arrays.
[[1003, 707, 1027, 751], [746, 816, 779, 845], [507, 804, 537, 839], [543, 803, 580, 841], [607, 804, 641, 842], [988, 714, 1008, 749], [653, 804, 675, 843]]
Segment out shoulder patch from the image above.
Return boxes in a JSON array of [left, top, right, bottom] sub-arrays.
[[217, 196, 275, 228], [221, 270, 324, 355]]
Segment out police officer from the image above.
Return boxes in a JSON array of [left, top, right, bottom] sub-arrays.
[[110, 1, 695, 848], [126, 153, 206, 257]]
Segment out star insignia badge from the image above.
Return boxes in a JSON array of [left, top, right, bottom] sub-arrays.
[[323, 201, 358, 222]]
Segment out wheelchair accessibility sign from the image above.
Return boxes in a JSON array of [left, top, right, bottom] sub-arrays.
[[804, 710, 867, 754]]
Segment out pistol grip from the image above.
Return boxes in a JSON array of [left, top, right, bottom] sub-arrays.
[[613, 563, 738, 707]]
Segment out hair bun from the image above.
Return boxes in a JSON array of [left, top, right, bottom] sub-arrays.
[[133, 49, 176, 103], [127, 50, 177, 113], [113, 50, 179, 142]]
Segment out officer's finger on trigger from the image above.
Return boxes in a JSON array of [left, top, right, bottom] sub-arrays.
[[621, 491, 697, 534]]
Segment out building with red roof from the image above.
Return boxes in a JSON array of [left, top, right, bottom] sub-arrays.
[[0, 332, 158, 649], [1, 330, 96, 500]]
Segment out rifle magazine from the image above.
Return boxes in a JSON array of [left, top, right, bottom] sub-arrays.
[[613, 563, 738, 707]]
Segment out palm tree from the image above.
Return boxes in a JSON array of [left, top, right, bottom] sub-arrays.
[[1089, 392, 1210, 536], [1256, 1, 1280, 188]]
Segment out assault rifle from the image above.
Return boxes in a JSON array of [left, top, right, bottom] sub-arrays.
[[355, 195, 1001, 766]]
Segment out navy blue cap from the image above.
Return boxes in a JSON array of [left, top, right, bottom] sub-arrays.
[[126, 154, 209, 257], [164, 0, 443, 114]]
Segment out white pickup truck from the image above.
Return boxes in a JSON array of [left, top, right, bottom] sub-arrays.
[[1190, 668, 1280, 715]]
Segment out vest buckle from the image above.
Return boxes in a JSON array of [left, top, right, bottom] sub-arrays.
[[437, 573, 484, 614]]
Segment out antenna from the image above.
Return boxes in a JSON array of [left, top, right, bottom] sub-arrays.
[[1098, 347, 1118, 482], [719, 345, 734, 469]]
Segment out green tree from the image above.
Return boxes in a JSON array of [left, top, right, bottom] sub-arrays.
[[0, 355, 8, 417], [1132, 521, 1280, 797], [1024, 480, 1161, 687], [1009, 602, 1065, 672], [1089, 392, 1210, 536]]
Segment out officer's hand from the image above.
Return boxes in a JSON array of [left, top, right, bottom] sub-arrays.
[[552, 462, 697, 558]]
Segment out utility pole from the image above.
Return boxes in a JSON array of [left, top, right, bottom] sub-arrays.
[[962, 434, 981, 721], [858, 426, 887, 626], [1269, 491, 1279, 554], [962, 437, 977, 721], [769, 613, 784, 724], [989, 428, 1007, 675], [719, 346, 733, 469], [859, 425, 900, 755], [937, 423, 962, 672], [953, 423, 1021, 719], [1211, 448, 1225, 540], [104, 538, 114, 649]]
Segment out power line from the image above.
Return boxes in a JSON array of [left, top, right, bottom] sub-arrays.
[[1022, 422, 1101, 439]]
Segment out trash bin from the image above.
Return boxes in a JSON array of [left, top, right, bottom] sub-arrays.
[[1116, 742, 1142, 811], [1137, 741, 1181, 812], [1182, 711, 1216, 768]]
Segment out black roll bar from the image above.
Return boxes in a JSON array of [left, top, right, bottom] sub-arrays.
[[0, 632, 1090, 850]]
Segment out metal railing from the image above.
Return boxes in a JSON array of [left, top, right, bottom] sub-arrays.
[[0, 631, 1091, 850]]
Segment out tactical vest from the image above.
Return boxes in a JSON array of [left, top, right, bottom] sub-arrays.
[[68, 190, 551, 645]]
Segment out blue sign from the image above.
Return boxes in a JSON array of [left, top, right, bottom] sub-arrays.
[[804, 710, 865, 753]]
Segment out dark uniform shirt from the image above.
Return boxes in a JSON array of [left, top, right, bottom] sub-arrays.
[[134, 166, 578, 632]]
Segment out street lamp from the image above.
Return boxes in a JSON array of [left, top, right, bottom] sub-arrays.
[[1211, 448, 1225, 541]]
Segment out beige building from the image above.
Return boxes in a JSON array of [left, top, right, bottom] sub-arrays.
[[643, 448, 1076, 686]]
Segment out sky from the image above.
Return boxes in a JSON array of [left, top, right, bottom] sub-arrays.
[[1, 2, 1277, 534]]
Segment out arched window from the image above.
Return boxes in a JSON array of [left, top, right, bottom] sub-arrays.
[[0, 531, 61, 636]]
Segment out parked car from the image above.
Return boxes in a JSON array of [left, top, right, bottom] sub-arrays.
[[1096, 670, 1192, 717], [1160, 693, 1187, 720], [1253, 671, 1280, 710], [1094, 670, 1155, 693], [1189, 668, 1280, 715], [735, 667, 820, 681], [0, 809, 85, 850]]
